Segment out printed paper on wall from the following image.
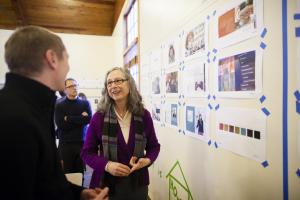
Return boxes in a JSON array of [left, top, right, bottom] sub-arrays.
[[216, 107, 266, 162], [182, 58, 208, 98], [215, 0, 263, 48], [184, 105, 210, 142], [215, 47, 262, 98]]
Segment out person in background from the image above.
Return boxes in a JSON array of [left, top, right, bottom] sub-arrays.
[[0, 25, 108, 200], [81, 67, 160, 199], [55, 78, 92, 176], [78, 92, 91, 141]]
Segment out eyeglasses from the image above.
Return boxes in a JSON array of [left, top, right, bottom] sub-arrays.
[[106, 79, 128, 87], [65, 84, 78, 89]]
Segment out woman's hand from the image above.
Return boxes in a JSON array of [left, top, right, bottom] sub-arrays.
[[129, 156, 151, 173], [105, 161, 131, 177]]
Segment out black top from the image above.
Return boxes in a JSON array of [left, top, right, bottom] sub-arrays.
[[55, 96, 91, 143], [0, 73, 83, 200]]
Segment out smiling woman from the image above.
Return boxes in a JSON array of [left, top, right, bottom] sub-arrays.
[[81, 67, 161, 199]]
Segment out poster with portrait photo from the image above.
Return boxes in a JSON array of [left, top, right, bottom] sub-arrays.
[[182, 18, 208, 61], [164, 103, 179, 129], [215, 0, 263, 49], [215, 48, 262, 98], [182, 58, 208, 98], [216, 107, 266, 162], [151, 102, 161, 124], [184, 105, 210, 142], [163, 35, 182, 68], [164, 67, 180, 97], [151, 71, 162, 97]]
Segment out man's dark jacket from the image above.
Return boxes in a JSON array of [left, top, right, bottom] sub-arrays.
[[0, 73, 83, 200]]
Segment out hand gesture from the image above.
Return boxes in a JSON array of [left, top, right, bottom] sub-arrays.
[[95, 187, 109, 200], [106, 161, 130, 177], [80, 187, 109, 200], [129, 156, 151, 173], [82, 111, 88, 116]]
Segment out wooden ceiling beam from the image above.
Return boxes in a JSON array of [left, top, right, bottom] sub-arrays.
[[74, 0, 116, 6], [10, 0, 27, 26]]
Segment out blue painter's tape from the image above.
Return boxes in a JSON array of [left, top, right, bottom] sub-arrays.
[[260, 28, 267, 38], [260, 42, 267, 49], [208, 103, 213, 110], [296, 169, 300, 178], [208, 140, 212, 146], [294, 90, 300, 100], [213, 10, 216, 16], [215, 104, 220, 110], [261, 107, 271, 116], [207, 59, 210, 63], [207, 15, 210, 20], [294, 13, 300, 20], [208, 94, 211, 99], [282, 1, 289, 199], [260, 95, 266, 103], [296, 27, 300, 37], [207, 51, 210, 57], [213, 56, 217, 62], [212, 48, 218, 54], [214, 142, 218, 148], [213, 95, 216, 100], [296, 101, 300, 115], [261, 160, 269, 168]]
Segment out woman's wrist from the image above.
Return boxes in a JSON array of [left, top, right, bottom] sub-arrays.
[[105, 161, 111, 172]]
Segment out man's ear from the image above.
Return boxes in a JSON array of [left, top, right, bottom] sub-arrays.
[[45, 49, 58, 70]]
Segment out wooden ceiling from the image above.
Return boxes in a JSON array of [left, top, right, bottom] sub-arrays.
[[0, 0, 125, 36]]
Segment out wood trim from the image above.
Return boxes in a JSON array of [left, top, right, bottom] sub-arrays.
[[123, 37, 138, 56], [113, 0, 125, 31]]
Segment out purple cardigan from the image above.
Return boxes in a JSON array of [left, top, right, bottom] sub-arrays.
[[81, 109, 160, 188]]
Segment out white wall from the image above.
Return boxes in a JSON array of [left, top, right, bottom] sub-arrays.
[[139, 0, 300, 200], [0, 28, 123, 112]]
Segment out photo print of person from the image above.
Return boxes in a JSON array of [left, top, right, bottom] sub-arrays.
[[168, 44, 175, 64], [164, 36, 181, 68], [185, 105, 208, 141], [184, 22, 206, 58], [218, 0, 254, 39], [152, 75, 161, 95], [171, 104, 178, 126], [195, 112, 204, 136], [165, 71, 178, 94], [218, 50, 255, 92], [215, 0, 263, 48]]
